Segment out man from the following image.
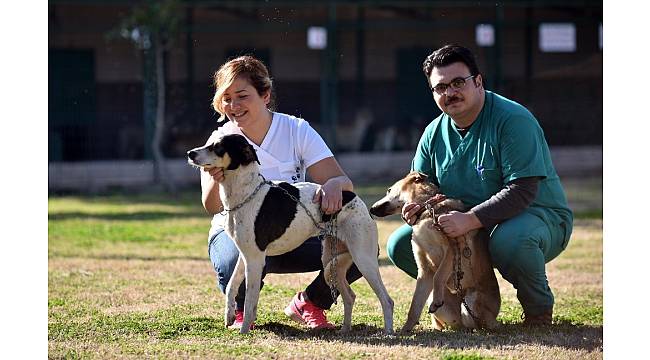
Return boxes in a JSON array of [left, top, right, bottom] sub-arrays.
[[386, 44, 573, 326]]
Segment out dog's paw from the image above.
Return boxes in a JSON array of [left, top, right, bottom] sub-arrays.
[[225, 309, 235, 327], [399, 325, 414, 334], [428, 300, 444, 313]]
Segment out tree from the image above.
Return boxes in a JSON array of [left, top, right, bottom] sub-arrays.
[[114, 0, 182, 192]]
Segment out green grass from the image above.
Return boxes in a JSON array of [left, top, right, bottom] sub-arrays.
[[48, 178, 602, 359]]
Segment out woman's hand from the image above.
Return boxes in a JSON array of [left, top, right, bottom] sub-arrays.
[[306, 157, 352, 216], [203, 167, 225, 183], [313, 179, 343, 215], [200, 167, 225, 214]]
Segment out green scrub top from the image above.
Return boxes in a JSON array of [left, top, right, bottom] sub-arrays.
[[411, 91, 573, 229]]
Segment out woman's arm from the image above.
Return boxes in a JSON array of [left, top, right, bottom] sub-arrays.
[[200, 167, 225, 215], [307, 156, 353, 214]]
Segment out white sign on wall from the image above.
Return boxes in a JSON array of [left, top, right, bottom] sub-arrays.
[[476, 24, 495, 47], [307, 26, 327, 50], [539, 23, 576, 52]]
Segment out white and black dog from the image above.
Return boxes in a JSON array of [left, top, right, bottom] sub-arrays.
[[187, 134, 394, 334]]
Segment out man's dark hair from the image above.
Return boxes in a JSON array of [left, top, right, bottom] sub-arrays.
[[423, 44, 481, 87]]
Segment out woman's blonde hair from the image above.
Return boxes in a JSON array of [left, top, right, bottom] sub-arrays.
[[211, 55, 275, 115]]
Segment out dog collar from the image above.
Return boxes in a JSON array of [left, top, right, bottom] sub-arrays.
[[412, 200, 443, 232], [222, 174, 272, 213]]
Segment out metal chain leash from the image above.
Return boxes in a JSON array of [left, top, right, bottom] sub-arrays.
[[265, 179, 340, 304], [452, 237, 482, 328], [424, 197, 482, 328], [324, 216, 339, 304], [453, 239, 464, 292], [222, 173, 340, 303], [270, 181, 326, 231], [220, 174, 273, 213]]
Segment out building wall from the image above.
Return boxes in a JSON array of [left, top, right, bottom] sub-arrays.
[[49, 1, 602, 161]]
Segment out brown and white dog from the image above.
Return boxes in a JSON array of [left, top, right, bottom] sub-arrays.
[[370, 172, 500, 332], [187, 134, 394, 334]]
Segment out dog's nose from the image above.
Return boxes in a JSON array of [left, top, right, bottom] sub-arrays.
[[369, 204, 384, 217], [187, 150, 197, 161], [369, 206, 379, 216]]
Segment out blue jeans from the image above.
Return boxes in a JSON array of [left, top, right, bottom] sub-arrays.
[[208, 229, 363, 310]]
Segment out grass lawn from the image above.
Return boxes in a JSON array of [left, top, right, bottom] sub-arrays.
[[48, 177, 602, 359]]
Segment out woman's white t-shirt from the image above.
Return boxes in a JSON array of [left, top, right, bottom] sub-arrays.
[[205, 112, 334, 237]]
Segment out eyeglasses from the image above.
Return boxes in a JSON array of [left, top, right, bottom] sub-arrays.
[[431, 75, 476, 95]]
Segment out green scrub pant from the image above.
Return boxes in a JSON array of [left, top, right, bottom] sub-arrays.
[[386, 211, 571, 316]]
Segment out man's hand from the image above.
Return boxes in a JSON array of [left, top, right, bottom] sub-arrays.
[[312, 179, 343, 214], [436, 211, 483, 238], [401, 193, 447, 225]]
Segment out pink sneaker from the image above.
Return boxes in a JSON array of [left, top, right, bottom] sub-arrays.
[[284, 291, 335, 329], [228, 309, 255, 330]]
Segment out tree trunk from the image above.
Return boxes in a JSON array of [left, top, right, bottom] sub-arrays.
[[151, 40, 176, 193]]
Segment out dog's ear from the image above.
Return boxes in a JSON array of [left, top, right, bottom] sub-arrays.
[[215, 114, 229, 129], [252, 144, 260, 164], [223, 134, 259, 170], [413, 172, 429, 183], [245, 142, 260, 165]]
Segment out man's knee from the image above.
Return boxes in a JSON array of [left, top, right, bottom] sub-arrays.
[[488, 226, 518, 271], [385, 236, 400, 264], [386, 224, 417, 279], [386, 225, 411, 263], [488, 217, 545, 274]]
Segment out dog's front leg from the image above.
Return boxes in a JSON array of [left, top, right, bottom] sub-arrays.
[[431, 240, 455, 313], [401, 241, 433, 333], [240, 251, 265, 334], [224, 254, 245, 328], [432, 286, 462, 330]]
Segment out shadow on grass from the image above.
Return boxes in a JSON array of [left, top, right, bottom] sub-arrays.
[[256, 322, 391, 339], [256, 322, 306, 336], [57, 311, 601, 353], [378, 257, 396, 267], [255, 321, 602, 352]]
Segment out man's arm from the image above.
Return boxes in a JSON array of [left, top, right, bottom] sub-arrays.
[[436, 176, 540, 237], [471, 176, 540, 230]]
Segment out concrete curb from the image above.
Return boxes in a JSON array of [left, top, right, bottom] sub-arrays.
[[49, 146, 602, 192]]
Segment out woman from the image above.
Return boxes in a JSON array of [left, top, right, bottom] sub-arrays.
[[201, 55, 362, 330]]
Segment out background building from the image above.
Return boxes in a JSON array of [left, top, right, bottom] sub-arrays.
[[49, 0, 602, 190]]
